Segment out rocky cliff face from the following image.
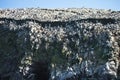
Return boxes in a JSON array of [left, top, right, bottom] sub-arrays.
[[0, 8, 120, 80]]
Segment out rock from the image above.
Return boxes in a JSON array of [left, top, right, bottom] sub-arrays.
[[0, 8, 120, 80]]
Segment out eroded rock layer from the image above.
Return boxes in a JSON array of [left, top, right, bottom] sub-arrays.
[[0, 8, 120, 80]]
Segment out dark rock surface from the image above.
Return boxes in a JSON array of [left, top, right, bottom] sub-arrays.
[[0, 8, 120, 80]]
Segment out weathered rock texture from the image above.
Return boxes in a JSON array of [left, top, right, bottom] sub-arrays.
[[0, 8, 120, 80]]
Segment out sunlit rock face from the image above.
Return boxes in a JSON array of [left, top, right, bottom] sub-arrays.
[[0, 8, 120, 80]]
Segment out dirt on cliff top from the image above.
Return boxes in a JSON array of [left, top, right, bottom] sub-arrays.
[[0, 8, 120, 21]]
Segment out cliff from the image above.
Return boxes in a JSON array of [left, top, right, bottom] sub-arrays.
[[0, 8, 120, 80]]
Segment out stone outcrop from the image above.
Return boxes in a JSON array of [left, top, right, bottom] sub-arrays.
[[0, 8, 120, 80]]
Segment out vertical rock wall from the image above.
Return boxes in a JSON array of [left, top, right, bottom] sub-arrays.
[[0, 8, 120, 80]]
